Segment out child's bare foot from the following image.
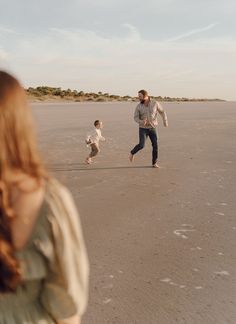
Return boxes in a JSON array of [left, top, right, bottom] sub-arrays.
[[85, 157, 92, 164], [129, 154, 134, 162], [152, 163, 160, 168]]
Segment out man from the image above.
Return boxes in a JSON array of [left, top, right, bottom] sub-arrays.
[[129, 89, 168, 168]]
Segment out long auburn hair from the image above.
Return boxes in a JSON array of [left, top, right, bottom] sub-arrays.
[[0, 71, 47, 292]]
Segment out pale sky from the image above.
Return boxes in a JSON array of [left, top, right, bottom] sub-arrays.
[[0, 0, 236, 99]]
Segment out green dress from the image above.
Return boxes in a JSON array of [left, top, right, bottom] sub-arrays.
[[0, 179, 89, 323]]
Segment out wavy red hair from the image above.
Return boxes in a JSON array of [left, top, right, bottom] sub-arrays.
[[0, 71, 47, 292]]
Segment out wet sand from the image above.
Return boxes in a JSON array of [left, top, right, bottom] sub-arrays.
[[33, 101, 236, 324]]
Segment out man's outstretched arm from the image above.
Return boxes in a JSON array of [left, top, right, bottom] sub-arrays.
[[157, 102, 168, 127]]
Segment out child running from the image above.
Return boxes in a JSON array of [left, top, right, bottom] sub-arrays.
[[85, 120, 105, 164]]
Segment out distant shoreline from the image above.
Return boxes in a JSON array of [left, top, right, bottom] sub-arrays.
[[26, 86, 225, 103]]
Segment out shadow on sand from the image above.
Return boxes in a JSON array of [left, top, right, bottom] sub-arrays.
[[47, 163, 153, 172]]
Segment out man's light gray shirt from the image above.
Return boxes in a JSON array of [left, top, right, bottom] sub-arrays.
[[134, 99, 168, 129]]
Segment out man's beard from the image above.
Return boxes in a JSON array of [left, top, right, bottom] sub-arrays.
[[140, 99, 145, 104]]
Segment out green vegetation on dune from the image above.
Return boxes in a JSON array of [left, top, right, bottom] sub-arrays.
[[26, 86, 134, 102], [26, 86, 225, 102]]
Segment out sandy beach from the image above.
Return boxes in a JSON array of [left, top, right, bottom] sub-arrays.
[[33, 101, 236, 324]]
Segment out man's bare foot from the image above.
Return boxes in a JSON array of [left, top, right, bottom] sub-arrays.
[[152, 163, 160, 168], [85, 157, 92, 164], [129, 154, 134, 162]]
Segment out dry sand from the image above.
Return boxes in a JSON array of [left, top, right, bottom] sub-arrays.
[[33, 101, 236, 324]]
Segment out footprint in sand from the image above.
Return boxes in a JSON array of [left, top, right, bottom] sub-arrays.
[[214, 271, 230, 276], [219, 202, 228, 206], [160, 278, 204, 291], [160, 278, 186, 289], [191, 247, 202, 251], [102, 284, 113, 289], [174, 225, 195, 239], [103, 298, 112, 304], [214, 212, 225, 216]]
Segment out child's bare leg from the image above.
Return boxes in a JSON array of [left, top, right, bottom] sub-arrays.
[[85, 156, 92, 164]]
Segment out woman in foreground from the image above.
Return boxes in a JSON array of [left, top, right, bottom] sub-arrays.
[[0, 71, 89, 324]]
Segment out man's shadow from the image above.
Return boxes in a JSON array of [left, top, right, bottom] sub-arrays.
[[47, 163, 153, 172]]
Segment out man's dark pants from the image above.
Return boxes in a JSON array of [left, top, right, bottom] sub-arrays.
[[130, 127, 158, 165]]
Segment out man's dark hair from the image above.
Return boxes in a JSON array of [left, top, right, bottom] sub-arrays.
[[94, 120, 100, 127], [138, 89, 148, 97]]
